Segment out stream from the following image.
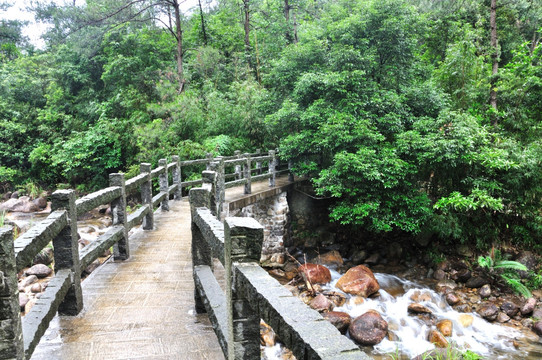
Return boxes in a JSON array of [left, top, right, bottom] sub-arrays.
[[265, 270, 542, 360]]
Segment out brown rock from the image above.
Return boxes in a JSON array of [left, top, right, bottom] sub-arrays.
[[457, 314, 473, 328], [336, 265, 380, 297], [260, 321, 275, 347], [30, 283, 42, 293], [349, 310, 388, 346], [33, 197, 47, 209], [428, 329, 449, 348], [309, 294, 334, 312], [312, 250, 344, 267], [445, 292, 460, 306], [521, 297, 537, 316], [477, 303, 499, 321], [323, 311, 351, 334], [454, 304, 472, 313], [466, 276, 489, 289], [501, 301, 519, 317], [456, 269, 472, 282], [433, 269, 447, 281], [25, 264, 52, 278], [497, 312, 510, 323], [350, 296, 365, 305], [533, 321, 542, 336], [323, 291, 346, 307], [19, 275, 38, 289], [0, 196, 39, 213], [298, 263, 332, 285], [408, 303, 433, 314], [478, 284, 491, 298], [436, 319, 453, 336], [19, 293, 29, 311]]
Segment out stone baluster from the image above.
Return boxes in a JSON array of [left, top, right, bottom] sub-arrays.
[[189, 187, 213, 314], [0, 226, 24, 360], [51, 190, 83, 315], [255, 149, 262, 175], [225, 217, 263, 360], [140, 163, 154, 230], [206, 153, 214, 170], [215, 157, 225, 219], [202, 170, 218, 218], [268, 150, 276, 187], [159, 158, 169, 211], [110, 173, 129, 260], [234, 150, 242, 180], [243, 153, 251, 195], [172, 155, 182, 200]]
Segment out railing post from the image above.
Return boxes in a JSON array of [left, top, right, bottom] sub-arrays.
[[205, 153, 214, 170], [51, 189, 83, 315], [140, 163, 154, 230], [0, 226, 24, 360], [268, 150, 276, 187], [110, 173, 129, 260], [225, 218, 263, 360], [243, 153, 251, 195], [234, 150, 242, 180], [159, 158, 169, 211], [288, 159, 294, 182], [255, 149, 262, 175], [189, 187, 213, 314], [202, 170, 218, 218], [215, 156, 225, 219], [172, 155, 182, 200]]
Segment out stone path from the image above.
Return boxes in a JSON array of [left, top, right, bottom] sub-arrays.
[[31, 199, 225, 360]]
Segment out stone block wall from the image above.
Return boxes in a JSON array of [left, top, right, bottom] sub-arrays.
[[233, 192, 289, 260]]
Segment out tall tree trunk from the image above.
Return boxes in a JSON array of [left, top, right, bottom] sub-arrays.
[[173, 0, 185, 92], [293, 8, 298, 43], [284, 0, 292, 43], [490, 0, 498, 122], [242, 0, 253, 70], [198, 0, 208, 46]]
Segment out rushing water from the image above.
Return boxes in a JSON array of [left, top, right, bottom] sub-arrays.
[[323, 270, 542, 359]]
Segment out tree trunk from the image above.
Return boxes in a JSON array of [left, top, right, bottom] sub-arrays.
[[284, 0, 292, 43], [490, 0, 498, 121], [293, 8, 298, 43], [198, 0, 208, 46], [242, 0, 253, 70], [173, 0, 185, 92]]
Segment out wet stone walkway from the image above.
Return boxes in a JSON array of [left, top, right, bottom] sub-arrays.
[[31, 198, 225, 360]]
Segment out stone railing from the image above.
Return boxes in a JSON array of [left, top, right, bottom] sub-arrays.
[[0, 149, 292, 360], [189, 171, 368, 359]]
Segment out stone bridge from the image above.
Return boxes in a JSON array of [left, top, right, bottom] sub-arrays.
[[0, 151, 369, 360]]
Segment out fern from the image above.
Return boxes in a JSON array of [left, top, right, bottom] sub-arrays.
[[493, 260, 528, 271], [501, 273, 532, 298]]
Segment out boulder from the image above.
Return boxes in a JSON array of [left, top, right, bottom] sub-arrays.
[[515, 251, 538, 278], [0, 196, 39, 213], [312, 250, 344, 267], [521, 298, 537, 316], [18, 275, 38, 289], [433, 269, 447, 281], [478, 284, 491, 298], [323, 291, 346, 307], [309, 294, 334, 312], [348, 310, 388, 346], [19, 293, 29, 311], [456, 268, 472, 282], [323, 311, 351, 334], [501, 301, 519, 317], [466, 276, 489, 288], [33, 197, 47, 209], [497, 312, 510, 323], [408, 303, 432, 314], [445, 292, 460, 306], [33, 247, 54, 266], [298, 263, 331, 285], [457, 314, 473, 328], [336, 265, 380, 297], [533, 321, 542, 336], [428, 329, 449, 348], [25, 264, 52, 278], [436, 319, 453, 336], [477, 303, 498, 321], [30, 283, 42, 293]]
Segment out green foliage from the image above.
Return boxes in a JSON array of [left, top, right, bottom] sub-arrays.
[[478, 251, 531, 298]]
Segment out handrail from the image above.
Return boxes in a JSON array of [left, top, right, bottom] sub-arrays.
[[0, 147, 291, 360], [189, 177, 366, 359]]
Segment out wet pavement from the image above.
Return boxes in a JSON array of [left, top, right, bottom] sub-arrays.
[[30, 176, 294, 360], [31, 199, 225, 360]]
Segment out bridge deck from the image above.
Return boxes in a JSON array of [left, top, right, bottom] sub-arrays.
[[30, 176, 293, 360]]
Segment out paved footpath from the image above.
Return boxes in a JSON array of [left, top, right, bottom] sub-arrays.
[[31, 198, 225, 360]]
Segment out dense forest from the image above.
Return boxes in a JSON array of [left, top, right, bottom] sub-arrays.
[[1, 0, 541, 251]]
